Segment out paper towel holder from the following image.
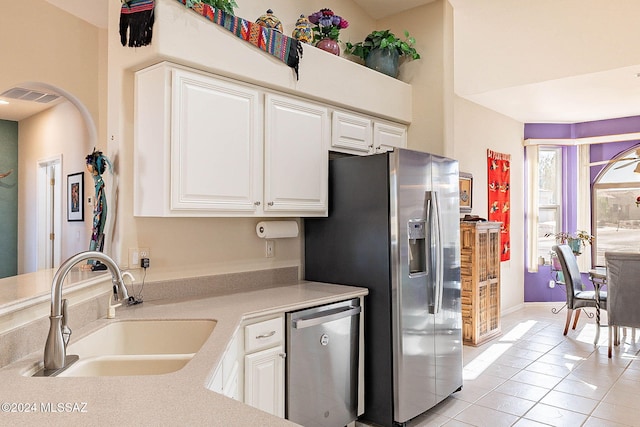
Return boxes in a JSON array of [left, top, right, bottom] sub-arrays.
[[256, 220, 299, 239]]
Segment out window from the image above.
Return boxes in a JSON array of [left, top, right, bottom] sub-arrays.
[[537, 147, 562, 261], [592, 146, 640, 265]]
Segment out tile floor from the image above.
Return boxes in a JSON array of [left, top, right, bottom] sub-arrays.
[[360, 304, 640, 427]]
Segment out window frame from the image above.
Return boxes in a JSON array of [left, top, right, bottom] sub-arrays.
[[537, 147, 563, 261]]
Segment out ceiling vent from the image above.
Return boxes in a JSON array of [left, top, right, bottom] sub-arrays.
[[0, 87, 61, 103]]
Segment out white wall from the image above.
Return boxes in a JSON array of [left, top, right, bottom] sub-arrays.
[[453, 96, 525, 311], [18, 102, 92, 273]]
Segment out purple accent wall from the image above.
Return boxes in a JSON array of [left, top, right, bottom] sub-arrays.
[[590, 141, 640, 182], [525, 116, 640, 139], [524, 115, 640, 302]]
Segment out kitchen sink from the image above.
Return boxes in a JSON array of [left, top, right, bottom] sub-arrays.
[[28, 319, 216, 377], [56, 355, 193, 377], [67, 319, 217, 356]]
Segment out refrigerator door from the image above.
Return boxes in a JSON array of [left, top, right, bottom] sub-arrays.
[[391, 150, 462, 424], [390, 149, 438, 423], [431, 154, 463, 402]]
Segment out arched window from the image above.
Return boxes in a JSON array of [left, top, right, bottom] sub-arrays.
[[592, 145, 640, 265]]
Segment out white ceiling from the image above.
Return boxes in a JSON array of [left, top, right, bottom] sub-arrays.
[[4, 0, 639, 125]]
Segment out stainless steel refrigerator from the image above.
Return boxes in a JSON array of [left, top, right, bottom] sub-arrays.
[[304, 148, 463, 427]]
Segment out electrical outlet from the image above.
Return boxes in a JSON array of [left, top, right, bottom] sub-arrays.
[[129, 247, 150, 268], [265, 240, 275, 258], [548, 280, 555, 288]]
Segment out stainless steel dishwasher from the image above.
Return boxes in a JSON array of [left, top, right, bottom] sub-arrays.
[[286, 298, 361, 427]]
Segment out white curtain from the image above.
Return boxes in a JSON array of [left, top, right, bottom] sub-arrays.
[[577, 144, 592, 271], [526, 145, 539, 273]]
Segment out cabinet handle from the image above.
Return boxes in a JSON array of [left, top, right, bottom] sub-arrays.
[[256, 330, 276, 339], [279, 353, 286, 359], [254, 201, 261, 206], [267, 202, 274, 206]]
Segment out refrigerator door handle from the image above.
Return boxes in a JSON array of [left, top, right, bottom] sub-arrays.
[[292, 305, 361, 329], [426, 191, 444, 314]]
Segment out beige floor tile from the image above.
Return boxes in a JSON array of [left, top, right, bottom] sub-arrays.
[[512, 419, 555, 427], [553, 378, 611, 401], [523, 403, 588, 426], [491, 353, 534, 370], [429, 396, 473, 418], [536, 352, 585, 369], [463, 372, 507, 390], [475, 390, 537, 416], [591, 401, 640, 426], [582, 416, 633, 427], [494, 380, 550, 402], [510, 370, 563, 389], [602, 378, 640, 409], [502, 346, 546, 361], [441, 420, 475, 427], [453, 404, 519, 427], [405, 410, 453, 427], [451, 382, 492, 403], [539, 390, 599, 414], [524, 360, 573, 378], [474, 362, 520, 380]]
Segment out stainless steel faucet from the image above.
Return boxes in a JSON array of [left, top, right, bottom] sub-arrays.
[[43, 251, 129, 372]]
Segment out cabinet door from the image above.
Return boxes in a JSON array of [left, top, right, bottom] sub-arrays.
[[171, 69, 263, 214], [331, 111, 373, 155], [264, 94, 328, 215], [244, 346, 285, 417], [373, 121, 407, 153]]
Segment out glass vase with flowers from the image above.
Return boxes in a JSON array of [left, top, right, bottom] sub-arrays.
[[308, 8, 349, 56]]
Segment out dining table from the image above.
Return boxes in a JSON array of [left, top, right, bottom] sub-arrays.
[[589, 267, 607, 345]]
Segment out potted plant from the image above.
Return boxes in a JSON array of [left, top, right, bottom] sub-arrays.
[[546, 230, 594, 256], [344, 29, 421, 78], [308, 8, 349, 56]]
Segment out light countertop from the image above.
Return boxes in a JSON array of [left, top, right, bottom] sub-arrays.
[[0, 281, 368, 426]]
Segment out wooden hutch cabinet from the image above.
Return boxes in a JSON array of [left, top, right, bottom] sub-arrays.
[[460, 221, 502, 346]]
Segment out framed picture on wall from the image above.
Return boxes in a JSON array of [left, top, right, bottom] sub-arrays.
[[67, 172, 84, 222], [459, 172, 473, 213]]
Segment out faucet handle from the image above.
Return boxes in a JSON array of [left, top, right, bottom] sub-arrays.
[[61, 299, 72, 348]]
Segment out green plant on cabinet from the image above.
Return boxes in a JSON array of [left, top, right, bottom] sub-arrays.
[[345, 29, 421, 78]]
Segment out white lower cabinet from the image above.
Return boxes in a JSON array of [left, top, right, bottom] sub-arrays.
[[207, 315, 285, 417], [244, 346, 285, 417], [242, 315, 285, 417]]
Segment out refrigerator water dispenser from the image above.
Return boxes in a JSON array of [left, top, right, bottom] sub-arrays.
[[408, 219, 426, 275]]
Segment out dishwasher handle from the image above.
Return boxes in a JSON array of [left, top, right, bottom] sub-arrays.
[[292, 305, 361, 329]]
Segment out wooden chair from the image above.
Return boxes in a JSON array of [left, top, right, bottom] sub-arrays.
[[553, 244, 607, 335], [605, 252, 640, 358]]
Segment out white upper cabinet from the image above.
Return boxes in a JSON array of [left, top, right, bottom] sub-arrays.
[[373, 121, 407, 154], [171, 68, 263, 214], [331, 110, 407, 156], [331, 111, 373, 155], [264, 94, 328, 214], [134, 63, 328, 217]]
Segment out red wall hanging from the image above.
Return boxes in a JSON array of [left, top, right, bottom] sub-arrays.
[[487, 149, 511, 261]]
